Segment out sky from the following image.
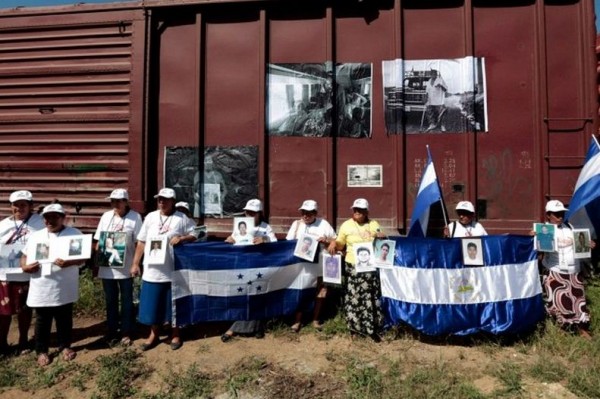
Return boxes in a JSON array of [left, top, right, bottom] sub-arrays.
[[1, 0, 599, 30]]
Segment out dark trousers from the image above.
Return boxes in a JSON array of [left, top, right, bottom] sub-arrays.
[[102, 278, 134, 337], [34, 303, 73, 354]]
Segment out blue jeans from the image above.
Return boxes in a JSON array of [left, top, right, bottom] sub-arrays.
[[102, 278, 134, 337]]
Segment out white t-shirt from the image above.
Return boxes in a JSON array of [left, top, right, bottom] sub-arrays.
[[286, 218, 336, 241], [253, 222, 278, 243], [447, 221, 487, 238], [0, 213, 45, 282], [94, 209, 143, 279], [542, 224, 581, 274], [137, 210, 195, 283], [24, 226, 83, 307]]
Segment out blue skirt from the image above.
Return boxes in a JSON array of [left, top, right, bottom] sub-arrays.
[[138, 281, 172, 326]]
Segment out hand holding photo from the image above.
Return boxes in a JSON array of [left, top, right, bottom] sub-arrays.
[[293, 233, 320, 262]]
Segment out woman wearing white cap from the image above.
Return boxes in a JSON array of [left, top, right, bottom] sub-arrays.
[[327, 198, 386, 340], [21, 203, 84, 366], [286, 200, 336, 332], [536, 200, 595, 338], [444, 201, 487, 238], [93, 189, 143, 346], [130, 188, 196, 351], [0, 190, 45, 355], [222, 199, 277, 341]]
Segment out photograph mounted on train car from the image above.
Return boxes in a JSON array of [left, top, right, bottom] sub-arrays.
[[382, 57, 487, 134]]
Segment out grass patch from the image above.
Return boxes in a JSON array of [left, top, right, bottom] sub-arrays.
[[75, 268, 105, 317], [92, 348, 148, 399], [492, 361, 522, 396], [224, 356, 267, 398]]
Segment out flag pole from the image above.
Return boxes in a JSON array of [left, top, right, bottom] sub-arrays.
[[426, 145, 450, 226]]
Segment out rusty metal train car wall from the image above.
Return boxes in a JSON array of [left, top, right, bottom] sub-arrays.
[[0, 0, 597, 236]]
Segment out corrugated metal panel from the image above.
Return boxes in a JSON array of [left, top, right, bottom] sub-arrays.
[[0, 10, 143, 232]]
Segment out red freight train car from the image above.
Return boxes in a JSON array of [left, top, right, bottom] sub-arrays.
[[0, 0, 597, 236]]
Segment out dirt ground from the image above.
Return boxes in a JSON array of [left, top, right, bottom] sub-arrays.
[[2, 316, 581, 399]]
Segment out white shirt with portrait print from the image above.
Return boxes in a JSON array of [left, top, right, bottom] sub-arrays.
[[136, 210, 195, 283], [0, 213, 45, 282]]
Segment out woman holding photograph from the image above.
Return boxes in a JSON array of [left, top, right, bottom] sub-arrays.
[[21, 203, 84, 366], [537, 200, 595, 338], [130, 188, 196, 351], [94, 188, 142, 346], [0, 190, 45, 355], [328, 198, 386, 341], [222, 199, 277, 342], [286, 200, 337, 332]]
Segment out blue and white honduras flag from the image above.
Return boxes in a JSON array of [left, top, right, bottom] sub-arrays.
[[407, 147, 444, 237], [172, 241, 318, 327], [380, 235, 544, 336], [566, 136, 600, 238]]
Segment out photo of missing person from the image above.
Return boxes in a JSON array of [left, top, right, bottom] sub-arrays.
[[68, 238, 82, 257], [232, 217, 255, 246], [354, 242, 377, 273], [35, 242, 50, 262], [533, 223, 556, 253], [374, 239, 395, 267], [462, 238, 483, 266], [293, 233, 320, 262], [322, 253, 342, 285], [145, 236, 167, 265], [573, 228, 592, 259]]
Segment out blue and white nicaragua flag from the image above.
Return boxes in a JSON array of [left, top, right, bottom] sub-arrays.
[[407, 146, 444, 237], [566, 136, 600, 238], [380, 235, 544, 336], [172, 241, 318, 327]]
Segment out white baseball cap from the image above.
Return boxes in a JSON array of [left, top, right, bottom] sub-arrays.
[[106, 188, 129, 200], [243, 199, 263, 212], [175, 201, 190, 211], [456, 201, 475, 213], [545, 200, 568, 213], [299, 200, 318, 212], [42, 203, 65, 215], [351, 198, 369, 210], [154, 188, 176, 199], [9, 190, 33, 203]]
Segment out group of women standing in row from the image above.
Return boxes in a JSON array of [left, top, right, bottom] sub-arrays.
[[0, 188, 593, 367]]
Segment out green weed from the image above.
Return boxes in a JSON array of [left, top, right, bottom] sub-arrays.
[[224, 356, 267, 398], [75, 268, 105, 317], [92, 348, 148, 399]]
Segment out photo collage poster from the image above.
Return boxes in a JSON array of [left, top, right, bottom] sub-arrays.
[[164, 146, 259, 218]]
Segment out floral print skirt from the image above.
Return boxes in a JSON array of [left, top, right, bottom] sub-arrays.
[[343, 262, 383, 336]]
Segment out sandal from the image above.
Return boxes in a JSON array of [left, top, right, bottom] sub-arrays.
[[120, 336, 132, 347], [220, 333, 233, 343], [140, 339, 160, 351], [37, 353, 51, 367], [312, 321, 323, 331], [291, 323, 301, 333], [62, 348, 76, 362]]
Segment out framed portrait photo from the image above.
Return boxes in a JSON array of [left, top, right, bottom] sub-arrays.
[[322, 253, 342, 285], [354, 242, 377, 273], [462, 238, 483, 267], [53, 234, 93, 261], [293, 233, 320, 262], [374, 239, 395, 268], [533, 223, 556, 253], [573, 228, 592, 259], [232, 217, 255, 246], [145, 236, 167, 265], [97, 231, 128, 268]]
